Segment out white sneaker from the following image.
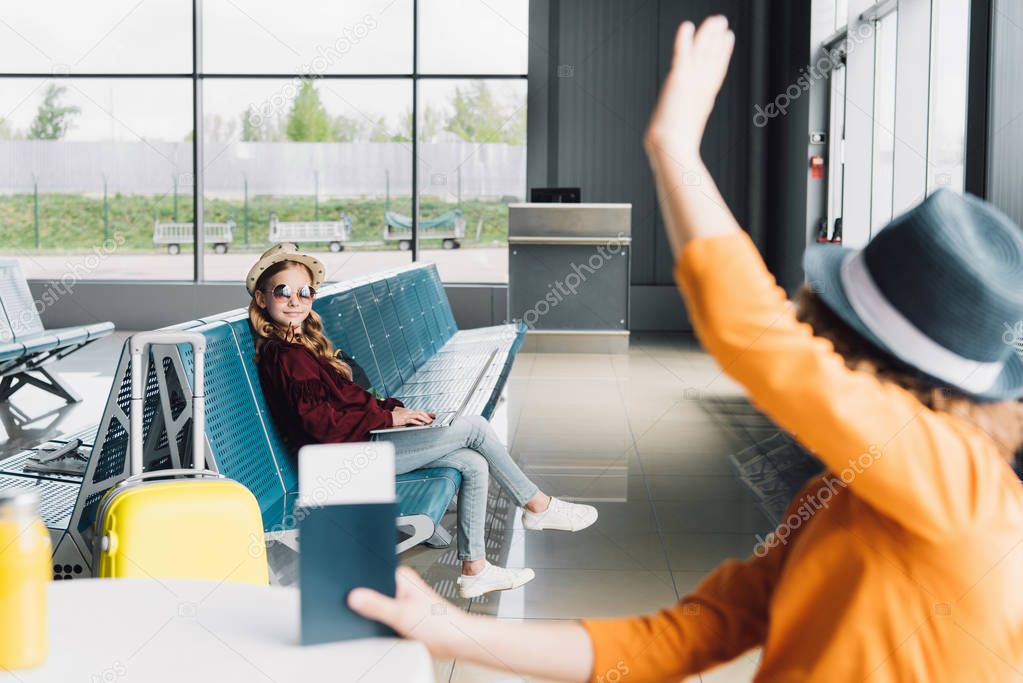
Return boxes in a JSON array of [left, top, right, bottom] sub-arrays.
[[521, 497, 598, 532], [456, 562, 535, 599]]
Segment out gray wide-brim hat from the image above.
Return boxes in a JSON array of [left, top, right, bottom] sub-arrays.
[[803, 189, 1023, 403]]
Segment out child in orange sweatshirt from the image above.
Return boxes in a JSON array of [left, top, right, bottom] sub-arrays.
[[349, 16, 1023, 682]]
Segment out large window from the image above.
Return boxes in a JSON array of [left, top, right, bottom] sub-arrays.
[[0, 77, 194, 279], [201, 78, 414, 281], [835, 0, 849, 30], [926, 0, 969, 193], [201, 1, 413, 74], [870, 11, 898, 230], [820, 0, 971, 244], [0, 1, 191, 73], [0, 1, 527, 284], [826, 63, 847, 238], [416, 79, 526, 284], [415, 0, 528, 282]]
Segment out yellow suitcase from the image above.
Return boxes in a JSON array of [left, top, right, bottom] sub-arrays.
[[95, 331, 268, 585]]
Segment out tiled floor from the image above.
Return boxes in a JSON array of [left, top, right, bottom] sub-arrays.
[[2, 331, 778, 682], [403, 334, 778, 683]]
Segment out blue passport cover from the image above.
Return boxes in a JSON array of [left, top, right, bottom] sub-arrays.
[[299, 501, 398, 645]]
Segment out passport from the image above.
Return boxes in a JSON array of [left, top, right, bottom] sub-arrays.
[[299, 500, 398, 644], [297, 442, 398, 645]]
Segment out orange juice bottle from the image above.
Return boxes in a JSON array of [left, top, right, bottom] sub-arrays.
[[0, 489, 51, 670]]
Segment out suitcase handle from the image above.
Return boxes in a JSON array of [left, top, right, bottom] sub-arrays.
[[129, 331, 207, 477], [117, 469, 225, 487]]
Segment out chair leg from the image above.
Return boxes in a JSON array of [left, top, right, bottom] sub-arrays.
[[425, 524, 453, 549], [0, 369, 81, 404], [0, 376, 16, 402], [396, 515, 435, 554], [265, 529, 300, 553]]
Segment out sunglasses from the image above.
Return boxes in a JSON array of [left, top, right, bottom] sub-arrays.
[[267, 283, 316, 301]]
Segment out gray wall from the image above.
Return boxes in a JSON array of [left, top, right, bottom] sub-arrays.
[[28, 279, 504, 331], [987, 0, 1023, 225], [528, 0, 812, 329], [763, 2, 813, 295]]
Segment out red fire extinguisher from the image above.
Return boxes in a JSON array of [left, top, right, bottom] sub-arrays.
[[810, 155, 825, 180]]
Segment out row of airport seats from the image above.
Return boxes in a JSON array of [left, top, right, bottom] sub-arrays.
[[1, 261, 525, 581], [0, 259, 114, 404]]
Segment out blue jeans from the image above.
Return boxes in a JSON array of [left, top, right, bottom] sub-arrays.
[[374, 414, 540, 561]]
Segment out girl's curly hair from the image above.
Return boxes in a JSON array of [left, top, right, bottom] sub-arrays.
[[794, 284, 1023, 464]]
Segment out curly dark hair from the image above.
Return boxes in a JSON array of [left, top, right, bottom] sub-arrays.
[[794, 285, 1023, 465]]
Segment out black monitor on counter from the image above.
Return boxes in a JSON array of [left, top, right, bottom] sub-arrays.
[[530, 187, 581, 203]]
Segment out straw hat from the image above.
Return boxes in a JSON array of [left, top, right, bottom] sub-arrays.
[[245, 243, 326, 296]]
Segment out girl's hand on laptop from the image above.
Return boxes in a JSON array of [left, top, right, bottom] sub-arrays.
[[349, 566, 465, 658], [392, 407, 435, 427]]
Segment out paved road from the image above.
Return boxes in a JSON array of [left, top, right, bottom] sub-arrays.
[[13, 247, 510, 284]]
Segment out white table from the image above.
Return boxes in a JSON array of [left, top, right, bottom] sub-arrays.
[[0, 579, 434, 683]]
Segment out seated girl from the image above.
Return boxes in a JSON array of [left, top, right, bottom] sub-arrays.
[[245, 245, 598, 599]]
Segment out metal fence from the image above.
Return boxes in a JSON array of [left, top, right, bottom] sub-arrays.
[[0, 140, 527, 199]]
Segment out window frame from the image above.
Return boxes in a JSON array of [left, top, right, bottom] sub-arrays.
[[0, 0, 528, 284], [826, 60, 847, 237]]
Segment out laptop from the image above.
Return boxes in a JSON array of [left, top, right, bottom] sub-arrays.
[[369, 348, 498, 435]]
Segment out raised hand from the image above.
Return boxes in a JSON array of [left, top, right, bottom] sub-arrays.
[[644, 16, 735, 162]]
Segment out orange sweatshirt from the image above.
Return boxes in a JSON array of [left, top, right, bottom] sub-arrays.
[[580, 231, 1023, 682]]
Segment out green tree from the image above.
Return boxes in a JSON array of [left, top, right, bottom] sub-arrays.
[[331, 113, 362, 142], [240, 109, 284, 142], [395, 104, 443, 143], [205, 113, 238, 142], [421, 104, 445, 142], [0, 116, 16, 140], [28, 83, 81, 140], [286, 80, 334, 142], [503, 104, 527, 146], [392, 108, 414, 143], [368, 115, 392, 142], [445, 81, 523, 144], [331, 113, 407, 143]]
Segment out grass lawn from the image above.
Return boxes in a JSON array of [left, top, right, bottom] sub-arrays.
[[0, 194, 511, 253]]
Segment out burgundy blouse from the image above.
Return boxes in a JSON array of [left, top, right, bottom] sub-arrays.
[[256, 338, 404, 446]]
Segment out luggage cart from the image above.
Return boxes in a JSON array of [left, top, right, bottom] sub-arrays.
[[384, 209, 468, 251], [268, 213, 353, 252], [153, 220, 235, 255]]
